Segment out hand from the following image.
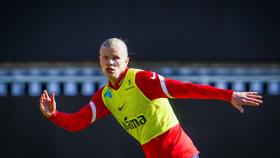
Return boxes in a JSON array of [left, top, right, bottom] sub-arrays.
[[231, 92, 263, 113], [40, 90, 56, 117]]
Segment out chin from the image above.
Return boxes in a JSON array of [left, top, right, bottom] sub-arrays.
[[105, 73, 116, 79]]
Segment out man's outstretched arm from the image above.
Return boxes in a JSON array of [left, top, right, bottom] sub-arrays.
[[39, 89, 110, 132], [136, 71, 263, 113]]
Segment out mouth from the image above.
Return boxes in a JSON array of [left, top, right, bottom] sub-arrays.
[[106, 67, 115, 73]]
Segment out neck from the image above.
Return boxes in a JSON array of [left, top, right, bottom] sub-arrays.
[[109, 77, 118, 86], [108, 67, 129, 89], [109, 70, 123, 85]]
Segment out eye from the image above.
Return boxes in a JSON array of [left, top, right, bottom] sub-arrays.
[[103, 56, 109, 60], [112, 56, 120, 60]]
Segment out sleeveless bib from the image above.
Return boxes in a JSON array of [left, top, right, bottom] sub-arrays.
[[102, 68, 179, 145]]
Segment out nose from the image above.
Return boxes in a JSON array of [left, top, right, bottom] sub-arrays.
[[106, 58, 115, 66]]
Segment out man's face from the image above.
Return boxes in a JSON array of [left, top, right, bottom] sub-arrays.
[[99, 47, 129, 82]]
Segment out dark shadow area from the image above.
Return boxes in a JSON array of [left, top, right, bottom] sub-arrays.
[[0, 95, 278, 158]]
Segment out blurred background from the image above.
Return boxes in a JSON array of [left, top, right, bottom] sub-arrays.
[[0, 0, 279, 157]]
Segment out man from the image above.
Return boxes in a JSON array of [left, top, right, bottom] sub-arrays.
[[40, 38, 263, 158]]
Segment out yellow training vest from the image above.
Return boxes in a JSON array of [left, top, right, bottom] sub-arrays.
[[102, 68, 179, 145]]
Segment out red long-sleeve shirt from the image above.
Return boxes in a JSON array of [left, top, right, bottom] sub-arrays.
[[49, 67, 233, 158]]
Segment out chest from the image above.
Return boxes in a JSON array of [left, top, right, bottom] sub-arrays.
[[104, 83, 149, 116]]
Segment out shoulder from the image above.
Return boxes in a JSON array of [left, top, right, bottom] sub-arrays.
[[134, 69, 166, 99], [136, 69, 159, 80]]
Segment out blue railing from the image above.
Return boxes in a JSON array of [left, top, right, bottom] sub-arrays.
[[0, 66, 279, 96]]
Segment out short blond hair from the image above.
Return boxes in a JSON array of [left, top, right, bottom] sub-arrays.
[[100, 38, 128, 56]]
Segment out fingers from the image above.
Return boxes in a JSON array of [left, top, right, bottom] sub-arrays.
[[51, 93, 56, 111], [39, 90, 56, 118], [40, 93, 48, 105], [44, 90, 51, 101], [40, 93, 46, 109], [238, 106, 244, 113], [246, 94, 262, 99], [245, 92, 263, 106], [235, 98, 262, 113], [39, 100, 50, 117], [234, 92, 263, 106], [243, 100, 260, 106], [40, 93, 47, 112], [233, 104, 244, 113], [231, 91, 263, 113], [51, 93, 55, 102], [246, 97, 263, 105], [245, 92, 258, 95]]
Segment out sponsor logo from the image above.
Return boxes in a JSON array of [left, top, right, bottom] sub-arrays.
[[104, 89, 112, 98], [150, 72, 156, 80], [125, 79, 134, 90], [122, 115, 147, 130], [125, 86, 134, 90], [128, 79, 132, 86], [118, 104, 125, 111]]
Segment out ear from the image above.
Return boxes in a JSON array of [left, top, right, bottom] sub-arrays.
[[99, 55, 102, 65], [126, 57, 129, 64]]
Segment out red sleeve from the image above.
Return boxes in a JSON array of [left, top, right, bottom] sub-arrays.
[[165, 78, 233, 102], [135, 71, 166, 100], [49, 87, 111, 132], [49, 104, 93, 132], [136, 70, 233, 102]]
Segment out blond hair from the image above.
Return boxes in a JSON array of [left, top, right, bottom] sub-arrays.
[[100, 38, 128, 57]]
